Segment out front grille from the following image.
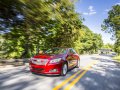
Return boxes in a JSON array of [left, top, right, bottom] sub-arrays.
[[32, 59, 48, 65]]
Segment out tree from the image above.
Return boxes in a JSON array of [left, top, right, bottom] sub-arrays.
[[0, 0, 103, 58], [80, 25, 103, 54], [102, 43, 113, 49], [91, 33, 103, 53], [44, 0, 82, 49], [0, 0, 83, 58], [102, 5, 120, 54], [0, 0, 23, 33], [0, 0, 53, 58]]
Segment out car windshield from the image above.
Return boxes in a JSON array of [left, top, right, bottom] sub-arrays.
[[44, 48, 67, 55]]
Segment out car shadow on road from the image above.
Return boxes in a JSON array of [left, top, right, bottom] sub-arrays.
[[31, 67, 79, 77]]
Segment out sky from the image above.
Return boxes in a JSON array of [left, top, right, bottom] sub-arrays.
[[75, 0, 120, 44]]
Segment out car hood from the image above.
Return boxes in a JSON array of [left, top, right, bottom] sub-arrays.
[[33, 54, 66, 60]]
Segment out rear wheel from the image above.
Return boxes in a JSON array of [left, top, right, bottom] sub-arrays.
[[61, 63, 68, 76]]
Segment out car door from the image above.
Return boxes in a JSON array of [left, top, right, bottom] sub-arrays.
[[66, 49, 77, 69], [71, 49, 79, 67]]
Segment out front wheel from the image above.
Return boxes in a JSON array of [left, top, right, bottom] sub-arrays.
[[61, 63, 68, 76]]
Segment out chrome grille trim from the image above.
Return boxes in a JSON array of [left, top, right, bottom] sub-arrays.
[[32, 59, 48, 65]]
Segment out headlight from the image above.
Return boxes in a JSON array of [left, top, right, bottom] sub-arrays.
[[30, 57, 34, 61], [50, 58, 61, 63], [30, 57, 35, 63]]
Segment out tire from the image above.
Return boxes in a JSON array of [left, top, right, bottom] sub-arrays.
[[76, 60, 80, 68], [61, 63, 68, 76]]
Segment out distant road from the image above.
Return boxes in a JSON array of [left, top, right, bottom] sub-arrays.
[[0, 54, 120, 90]]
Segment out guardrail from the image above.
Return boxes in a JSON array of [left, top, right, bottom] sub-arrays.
[[0, 58, 30, 66]]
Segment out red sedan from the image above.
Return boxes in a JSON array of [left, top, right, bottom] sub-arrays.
[[29, 48, 80, 76]]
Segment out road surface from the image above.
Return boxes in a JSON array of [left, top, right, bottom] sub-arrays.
[[0, 54, 120, 90]]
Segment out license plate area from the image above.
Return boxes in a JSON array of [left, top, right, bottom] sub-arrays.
[[32, 59, 48, 65]]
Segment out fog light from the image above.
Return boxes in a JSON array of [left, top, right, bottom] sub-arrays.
[[50, 69, 58, 72]]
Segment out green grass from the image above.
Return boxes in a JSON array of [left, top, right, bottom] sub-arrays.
[[113, 55, 120, 62]]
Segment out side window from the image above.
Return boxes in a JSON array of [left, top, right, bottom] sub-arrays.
[[69, 49, 75, 55], [72, 49, 76, 54]]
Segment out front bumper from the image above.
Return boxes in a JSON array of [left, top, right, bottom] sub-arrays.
[[29, 62, 63, 75]]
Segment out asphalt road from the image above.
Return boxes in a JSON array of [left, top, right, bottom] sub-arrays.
[[0, 54, 120, 90]]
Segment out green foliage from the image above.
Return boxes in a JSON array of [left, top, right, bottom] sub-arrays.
[[79, 25, 103, 54], [43, 0, 82, 49], [102, 5, 120, 54], [114, 39, 120, 55], [102, 43, 114, 49], [0, 0, 23, 32], [0, 0, 103, 58], [113, 55, 120, 62]]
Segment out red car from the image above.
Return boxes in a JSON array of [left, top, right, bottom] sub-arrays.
[[29, 48, 80, 76]]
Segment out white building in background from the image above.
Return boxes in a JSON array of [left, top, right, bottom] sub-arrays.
[[98, 49, 112, 55]]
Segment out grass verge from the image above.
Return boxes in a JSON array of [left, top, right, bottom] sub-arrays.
[[113, 55, 120, 62]]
